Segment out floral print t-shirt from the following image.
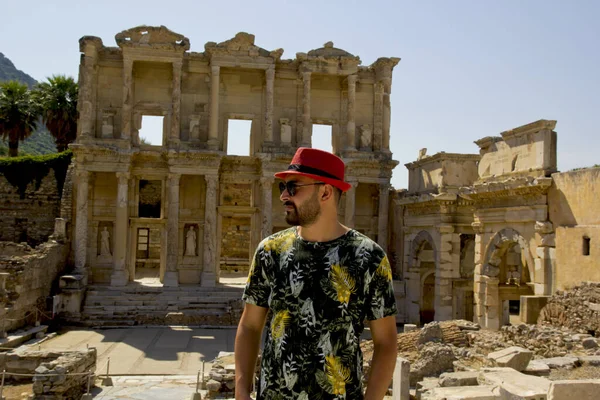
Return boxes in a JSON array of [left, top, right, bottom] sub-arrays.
[[242, 227, 397, 400]]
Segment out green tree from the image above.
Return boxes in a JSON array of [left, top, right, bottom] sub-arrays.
[[0, 80, 39, 157], [33, 75, 78, 152]]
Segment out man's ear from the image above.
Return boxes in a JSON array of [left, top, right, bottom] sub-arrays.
[[321, 184, 334, 201]]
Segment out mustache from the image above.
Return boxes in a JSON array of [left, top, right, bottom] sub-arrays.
[[283, 201, 295, 207]]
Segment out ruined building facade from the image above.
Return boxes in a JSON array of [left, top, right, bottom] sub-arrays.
[[71, 26, 399, 287], [394, 120, 600, 329]]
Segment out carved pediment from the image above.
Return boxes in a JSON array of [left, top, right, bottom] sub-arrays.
[[204, 32, 283, 60], [306, 41, 359, 60], [115, 26, 190, 51]]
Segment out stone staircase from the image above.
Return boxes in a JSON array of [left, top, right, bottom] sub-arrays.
[[78, 284, 245, 328]]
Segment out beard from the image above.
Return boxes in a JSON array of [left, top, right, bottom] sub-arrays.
[[284, 190, 321, 227]]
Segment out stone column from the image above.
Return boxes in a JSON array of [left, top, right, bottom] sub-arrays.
[[373, 82, 383, 151], [171, 60, 182, 142], [74, 170, 90, 276], [301, 71, 312, 147], [264, 66, 275, 144], [202, 174, 219, 287], [382, 78, 392, 152], [483, 276, 500, 330], [472, 222, 487, 326], [260, 177, 274, 239], [534, 221, 555, 295], [377, 183, 390, 250], [78, 41, 99, 138], [208, 65, 220, 150], [111, 172, 130, 286], [344, 180, 358, 228], [434, 225, 455, 321], [121, 58, 133, 140], [164, 173, 180, 287], [346, 75, 357, 151]]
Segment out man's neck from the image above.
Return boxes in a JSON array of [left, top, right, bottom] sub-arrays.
[[297, 215, 349, 243]]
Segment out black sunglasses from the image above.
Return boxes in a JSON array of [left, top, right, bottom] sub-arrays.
[[279, 181, 325, 196]]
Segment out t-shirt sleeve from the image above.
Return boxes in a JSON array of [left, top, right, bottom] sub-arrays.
[[241, 244, 271, 308], [365, 245, 398, 321]]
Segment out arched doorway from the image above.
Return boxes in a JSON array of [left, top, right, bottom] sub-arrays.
[[480, 228, 534, 328], [407, 231, 437, 325]]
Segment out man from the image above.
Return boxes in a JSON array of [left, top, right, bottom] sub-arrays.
[[235, 148, 398, 400]]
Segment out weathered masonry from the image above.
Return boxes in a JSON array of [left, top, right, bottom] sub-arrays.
[[72, 26, 399, 287]]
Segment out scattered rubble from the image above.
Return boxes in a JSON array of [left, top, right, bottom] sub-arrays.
[[205, 351, 236, 399]]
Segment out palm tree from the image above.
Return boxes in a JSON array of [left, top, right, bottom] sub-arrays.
[[33, 75, 78, 152], [0, 80, 38, 157]]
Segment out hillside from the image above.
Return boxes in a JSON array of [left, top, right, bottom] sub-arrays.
[[0, 52, 58, 156], [0, 52, 37, 88]]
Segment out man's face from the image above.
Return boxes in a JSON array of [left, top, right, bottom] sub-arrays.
[[279, 176, 322, 227]]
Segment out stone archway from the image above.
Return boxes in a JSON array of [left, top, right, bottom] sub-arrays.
[[478, 228, 535, 329], [406, 230, 437, 325]]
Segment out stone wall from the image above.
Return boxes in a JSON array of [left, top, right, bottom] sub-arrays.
[[32, 348, 97, 399], [0, 157, 71, 246], [0, 241, 69, 332], [549, 168, 600, 290]]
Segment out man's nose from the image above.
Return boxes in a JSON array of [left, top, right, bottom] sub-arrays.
[[280, 187, 290, 202]]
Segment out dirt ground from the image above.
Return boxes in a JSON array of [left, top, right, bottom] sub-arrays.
[[549, 365, 600, 380], [2, 383, 33, 400]]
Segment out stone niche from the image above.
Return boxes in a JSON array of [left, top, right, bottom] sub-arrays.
[[96, 221, 114, 261]]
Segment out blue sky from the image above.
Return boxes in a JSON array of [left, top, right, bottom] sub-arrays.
[[2, 0, 598, 188]]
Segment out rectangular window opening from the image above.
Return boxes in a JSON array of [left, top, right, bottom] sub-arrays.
[[139, 115, 164, 146], [312, 124, 333, 154], [227, 119, 252, 156], [583, 236, 591, 256], [508, 300, 520, 316]]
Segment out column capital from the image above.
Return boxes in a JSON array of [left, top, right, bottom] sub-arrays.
[[260, 176, 274, 188], [379, 182, 391, 192], [211, 65, 220, 75], [266, 65, 275, 78], [116, 171, 130, 182], [302, 71, 312, 81], [76, 169, 90, 181], [205, 174, 219, 186], [347, 74, 358, 85], [168, 172, 181, 184], [471, 222, 484, 234], [346, 178, 358, 188]]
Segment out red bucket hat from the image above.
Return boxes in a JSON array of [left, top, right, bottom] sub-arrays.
[[274, 148, 351, 192]]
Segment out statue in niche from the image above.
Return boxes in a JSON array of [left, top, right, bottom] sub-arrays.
[[185, 225, 197, 256], [280, 118, 292, 144], [359, 125, 372, 150], [506, 265, 521, 286], [101, 110, 116, 138], [100, 227, 111, 256]]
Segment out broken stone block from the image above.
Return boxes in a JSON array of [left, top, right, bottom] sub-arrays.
[[438, 371, 479, 387], [578, 356, 600, 366], [582, 337, 598, 349], [536, 356, 579, 369], [548, 379, 600, 400], [417, 322, 443, 345], [422, 385, 500, 400], [487, 346, 533, 371], [206, 379, 221, 391], [404, 324, 418, 333], [416, 378, 439, 400], [478, 367, 550, 400], [523, 360, 550, 377]]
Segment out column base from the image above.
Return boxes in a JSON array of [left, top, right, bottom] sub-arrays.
[[110, 269, 129, 287], [163, 271, 179, 287], [207, 138, 219, 151], [201, 272, 217, 288]]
